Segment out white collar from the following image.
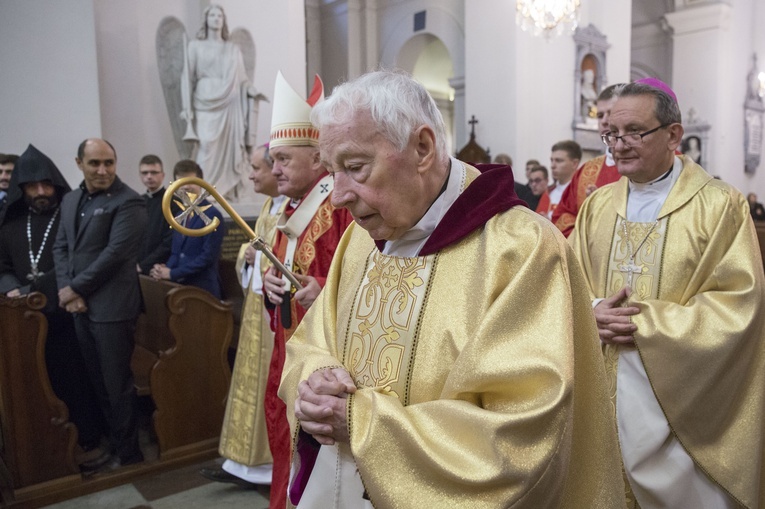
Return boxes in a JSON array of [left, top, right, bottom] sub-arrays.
[[383, 157, 466, 257], [270, 195, 287, 215], [626, 156, 682, 222]]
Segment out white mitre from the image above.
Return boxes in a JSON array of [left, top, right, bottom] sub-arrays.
[[269, 71, 325, 148]]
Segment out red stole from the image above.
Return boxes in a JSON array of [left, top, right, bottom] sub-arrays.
[[552, 155, 620, 237], [535, 191, 552, 218]]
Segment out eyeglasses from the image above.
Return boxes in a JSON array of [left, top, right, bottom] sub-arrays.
[[528, 177, 546, 184], [601, 124, 671, 148]]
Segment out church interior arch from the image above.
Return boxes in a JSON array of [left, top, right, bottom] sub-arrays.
[[395, 34, 456, 155]]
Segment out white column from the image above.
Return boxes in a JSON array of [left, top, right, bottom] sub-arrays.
[[347, 0, 364, 79], [448, 75, 466, 153], [364, 0, 379, 73], [306, 0, 323, 83], [665, 2, 743, 187]]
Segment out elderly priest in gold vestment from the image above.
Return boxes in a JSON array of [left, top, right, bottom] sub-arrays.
[[278, 70, 625, 508], [571, 78, 765, 509]]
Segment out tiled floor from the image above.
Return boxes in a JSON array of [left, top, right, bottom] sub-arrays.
[[40, 397, 271, 509], [41, 458, 270, 509]]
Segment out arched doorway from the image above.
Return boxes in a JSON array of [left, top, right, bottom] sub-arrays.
[[396, 34, 455, 154]]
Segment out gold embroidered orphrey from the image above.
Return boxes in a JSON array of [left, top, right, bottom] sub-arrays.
[[340, 251, 435, 405], [607, 217, 668, 300]]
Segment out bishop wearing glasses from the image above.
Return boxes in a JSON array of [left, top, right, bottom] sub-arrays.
[[570, 78, 765, 508]]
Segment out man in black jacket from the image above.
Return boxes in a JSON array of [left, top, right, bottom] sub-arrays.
[[136, 154, 173, 274], [53, 138, 147, 470]]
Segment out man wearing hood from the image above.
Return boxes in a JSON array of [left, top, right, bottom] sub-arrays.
[[0, 144, 105, 465]]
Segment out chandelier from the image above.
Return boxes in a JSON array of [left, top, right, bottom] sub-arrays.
[[516, 0, 581, 38]]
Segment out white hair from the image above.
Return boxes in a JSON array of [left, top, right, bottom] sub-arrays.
[[311, 69, 448, 162]]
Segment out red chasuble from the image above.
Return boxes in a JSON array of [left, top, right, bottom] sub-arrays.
[[552, 154, 619, 237], [264, 175, 353, 509]]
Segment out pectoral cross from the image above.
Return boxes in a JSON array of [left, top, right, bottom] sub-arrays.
[[26, 264, 42, 281], [618, 260, 643, 288]]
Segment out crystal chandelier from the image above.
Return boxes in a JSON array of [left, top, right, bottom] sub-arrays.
[[516, 0, 581, 38]]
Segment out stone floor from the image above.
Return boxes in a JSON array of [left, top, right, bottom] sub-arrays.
[[41, 458, 270, 509], [39, 396, 271, 509]]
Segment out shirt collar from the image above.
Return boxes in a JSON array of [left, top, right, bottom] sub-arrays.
[[382, 157, 465, 257]]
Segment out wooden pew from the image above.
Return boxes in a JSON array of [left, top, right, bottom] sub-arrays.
[[0, 293, 78, 490], [131, 276, 180, 396], [132, 277, 233, 459], [0, 282, 232, 507], [151, 285, 233, 458]]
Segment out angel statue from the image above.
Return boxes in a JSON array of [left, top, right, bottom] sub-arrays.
[[156, 4, 268, 201]]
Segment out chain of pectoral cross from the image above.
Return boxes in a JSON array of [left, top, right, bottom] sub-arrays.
[[618, 219, 659, 288], [26, 208, 59, 281]]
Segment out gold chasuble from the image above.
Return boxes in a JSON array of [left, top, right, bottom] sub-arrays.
[[571, 156, 765, 509], [280, 165, 625, 508], [219, 196, 287, 465]]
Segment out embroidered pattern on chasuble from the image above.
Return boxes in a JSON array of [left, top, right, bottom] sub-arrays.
[[293, 200, 335, 274], [340, 250, 436, 402], [602, 217, 669, 509], [219, 199, 282, 464], [577, 156, 606, 206], [602, 217, 669, 407]]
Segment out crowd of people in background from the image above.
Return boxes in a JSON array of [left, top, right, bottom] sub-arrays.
[[2, 71, 765, 509]]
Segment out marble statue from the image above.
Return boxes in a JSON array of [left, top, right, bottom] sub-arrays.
[[157, 5, 267, 200], [580, 68, 597, 120]]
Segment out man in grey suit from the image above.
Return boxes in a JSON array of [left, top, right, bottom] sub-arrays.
[[53, 138, 148, 471]]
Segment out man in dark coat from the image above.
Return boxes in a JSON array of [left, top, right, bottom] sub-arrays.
[[0, 144, 106, 458], [53, 138, 148, 471], [136, 154, 174, 274]]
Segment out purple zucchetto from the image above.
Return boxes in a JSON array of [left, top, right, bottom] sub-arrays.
[[635, 77, 677, 103]]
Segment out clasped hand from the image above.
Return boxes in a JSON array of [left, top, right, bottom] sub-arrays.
[[58, 285, 88, 313], [295, 368, 356, 446], [594, 286, 640, 344], [150, 264, 171, 281]]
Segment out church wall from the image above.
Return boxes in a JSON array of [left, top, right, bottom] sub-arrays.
[[463, 0, 521, 178], [464, 0, 631, 184], [755, 0, 765, 197], [318, 1, 350, 91], [739, 0, 765, 197], [582, 0, 632, 87], [669, 2, 750, 195], [0, 0, 103, 187], [631, 22, 672, 82]]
